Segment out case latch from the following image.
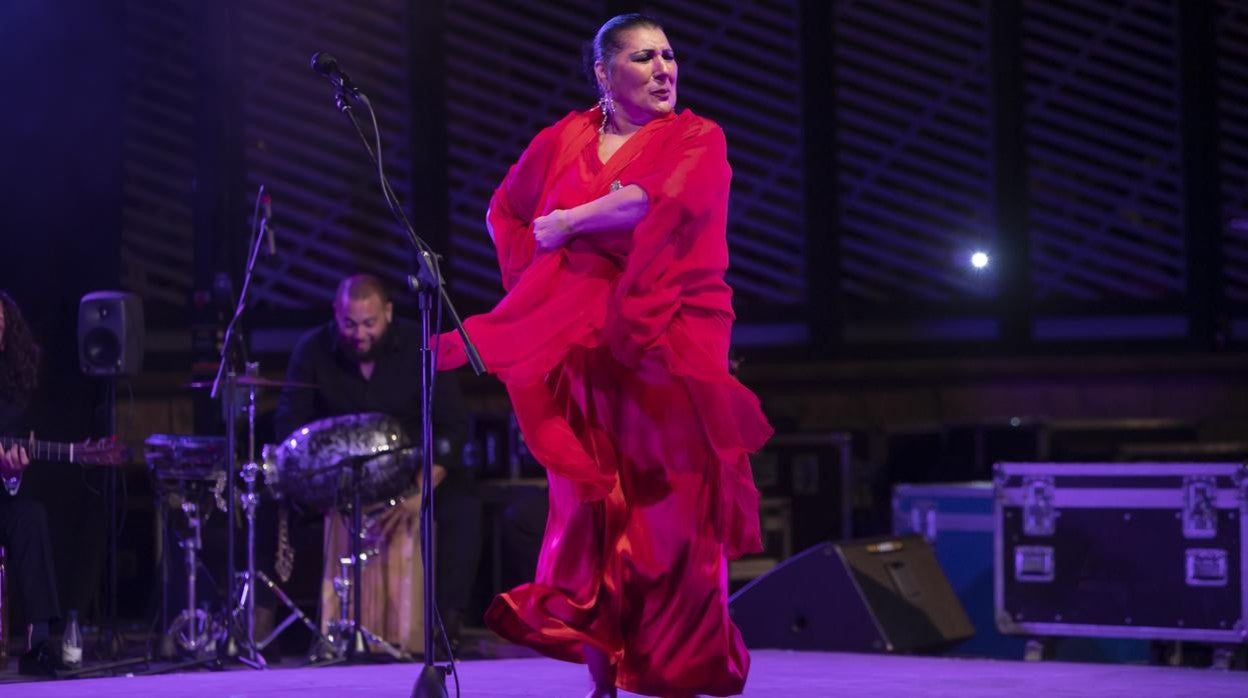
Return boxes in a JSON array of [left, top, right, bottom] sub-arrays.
[[1183, 477, 1218, 539], [1023, 477, 1057, 536]]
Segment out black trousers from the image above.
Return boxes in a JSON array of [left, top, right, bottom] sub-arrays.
[[498, 487, 549, 591], [434, 476, 483, 622], [0, 496, 62, 626]]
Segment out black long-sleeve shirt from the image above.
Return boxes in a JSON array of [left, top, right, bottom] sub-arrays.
[[274, 318, 469, 473]]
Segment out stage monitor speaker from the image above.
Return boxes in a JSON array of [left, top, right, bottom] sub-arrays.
[[78, 291, 144, 376], [729, 534, 973, 653]]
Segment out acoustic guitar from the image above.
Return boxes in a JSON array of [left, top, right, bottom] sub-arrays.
[[0, 434, 127, 467]]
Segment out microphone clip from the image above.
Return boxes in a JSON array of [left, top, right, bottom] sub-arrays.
[[311, 52, 363, 105]]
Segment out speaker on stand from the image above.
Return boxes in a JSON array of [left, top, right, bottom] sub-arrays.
[[77, 291, 144, 660], [729, 534, 974, 654], [79, 291, 144, 378]]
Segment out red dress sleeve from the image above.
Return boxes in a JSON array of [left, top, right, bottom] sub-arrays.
[[436, 111, 603, 375], [487, 111, 593, 291], [487, 126, 553, 292]]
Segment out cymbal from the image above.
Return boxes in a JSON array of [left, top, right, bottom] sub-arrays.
[[186, 376, 319, 390]]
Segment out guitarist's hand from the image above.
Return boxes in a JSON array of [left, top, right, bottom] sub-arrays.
[[1, 443, 29, 479]]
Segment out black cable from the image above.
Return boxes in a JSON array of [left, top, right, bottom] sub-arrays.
[[145, 479, 172, 658], [113, 379, 136, 573], [81, 460, 104, 496], [433, 604, 461, 698]]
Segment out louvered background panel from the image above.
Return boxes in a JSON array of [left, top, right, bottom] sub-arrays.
[[642, 0, 806, 310], [120, 0, 198, 308], [1023, 0, 1185, 301], [240, 0, 415, 309], [1220, 0, 1248, 302], [444, 0, 606, 311], [834, 0, 997, 303]]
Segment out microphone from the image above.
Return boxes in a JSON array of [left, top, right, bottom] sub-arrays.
[[310, 52, 360, 96]]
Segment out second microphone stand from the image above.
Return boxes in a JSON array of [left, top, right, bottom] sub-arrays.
[[208, 185, 277, 670], [318, 63, 484, 698]]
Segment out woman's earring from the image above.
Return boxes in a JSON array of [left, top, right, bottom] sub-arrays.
[[598, 90, 614, 135]]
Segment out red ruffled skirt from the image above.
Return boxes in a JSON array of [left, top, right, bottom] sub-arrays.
[[437, 249, 772, 697]]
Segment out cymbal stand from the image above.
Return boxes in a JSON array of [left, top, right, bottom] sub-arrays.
[[207, 183, 272, 669], [216, 368, 263, 669], [234, 361, 333, 664], [235, 456, 266, 668]]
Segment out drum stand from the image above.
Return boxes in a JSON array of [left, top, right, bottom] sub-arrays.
[[145, 467, 334, 676], [171, 496, 216, 656], [142, 480, 229, 676], [321, 456, 405, 662]]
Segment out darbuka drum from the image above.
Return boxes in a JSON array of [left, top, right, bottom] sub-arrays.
[[262, 412, 418, 511], [145, 434, 228, 481]]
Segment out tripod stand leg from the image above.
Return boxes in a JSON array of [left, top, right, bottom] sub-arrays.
[[357, 626, 406, 661], [255, 571, 336, 655], [229, 574, 267, 668]]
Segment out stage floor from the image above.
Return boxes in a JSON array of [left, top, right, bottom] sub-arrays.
[[3, 650, 1245, 697]]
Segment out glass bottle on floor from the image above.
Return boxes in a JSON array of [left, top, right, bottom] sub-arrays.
[[61, 609, 82, 669]]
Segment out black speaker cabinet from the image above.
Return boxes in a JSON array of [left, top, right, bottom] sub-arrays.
[[78, 291, 144, 376], [729, 534, 974, 653]]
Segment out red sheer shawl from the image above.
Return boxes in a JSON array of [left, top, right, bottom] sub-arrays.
[[437, 108, 772, 558]]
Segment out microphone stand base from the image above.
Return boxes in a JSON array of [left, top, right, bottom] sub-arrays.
[[410, 663, 449, 698]]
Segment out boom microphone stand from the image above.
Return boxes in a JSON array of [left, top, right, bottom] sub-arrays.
[[310, 51, 485, 698], [208, 185, 276, 670]]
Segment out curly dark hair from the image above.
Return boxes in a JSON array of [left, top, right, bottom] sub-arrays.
[[0, 291, 41, 404]]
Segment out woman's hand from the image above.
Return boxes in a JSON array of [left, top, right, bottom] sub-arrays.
[[533, 210, 575, 250]]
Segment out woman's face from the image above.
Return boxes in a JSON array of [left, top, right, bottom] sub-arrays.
[[596, 26, 678, 127]]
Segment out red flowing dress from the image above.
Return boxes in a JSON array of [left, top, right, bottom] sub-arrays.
[[437, 106, 773, 697]]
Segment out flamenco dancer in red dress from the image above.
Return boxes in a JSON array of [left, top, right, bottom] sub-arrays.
[[437, 13, 773, 697]]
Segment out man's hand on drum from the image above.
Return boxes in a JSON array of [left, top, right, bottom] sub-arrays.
[[376, 463, 447, 538], [1, 442, 30, 480]]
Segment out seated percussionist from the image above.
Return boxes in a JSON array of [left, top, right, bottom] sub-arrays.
[[274, 274, 479, 654]]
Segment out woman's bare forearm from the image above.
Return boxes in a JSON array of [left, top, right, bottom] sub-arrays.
[[531, 184, 650, 250], [564, 184, 649, 236]]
